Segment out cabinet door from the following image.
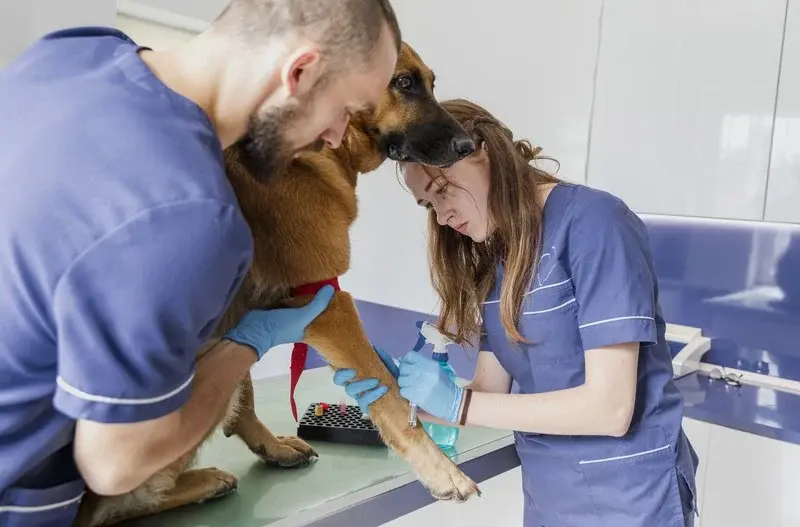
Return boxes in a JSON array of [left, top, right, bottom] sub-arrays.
[[701, 424, 800, 527], [765, 0, 800, 223], [586, 0, 786, 220]]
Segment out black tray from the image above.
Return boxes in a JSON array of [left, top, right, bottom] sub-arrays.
[[297, 403, 386, 447]]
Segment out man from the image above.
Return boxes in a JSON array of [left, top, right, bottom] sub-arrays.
[[0, 0, 401, 523]]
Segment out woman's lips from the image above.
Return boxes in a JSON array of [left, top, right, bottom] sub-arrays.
[[454, 222, 468, 234]]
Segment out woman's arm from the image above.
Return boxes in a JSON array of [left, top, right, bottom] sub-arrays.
[[463, 343, 638, 436], [468, 350, 513, 393]]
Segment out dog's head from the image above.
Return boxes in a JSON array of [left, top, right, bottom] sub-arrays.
[[346, 43, 475, 171]]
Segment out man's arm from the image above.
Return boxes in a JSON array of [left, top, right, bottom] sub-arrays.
[[52, 201, 254, 495], [74, 340, 255, 495]]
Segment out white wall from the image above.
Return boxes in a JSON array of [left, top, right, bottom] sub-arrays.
[[344, 0, 604, 314], [115, 14, 197, 50], [0, 0, 116, 66]]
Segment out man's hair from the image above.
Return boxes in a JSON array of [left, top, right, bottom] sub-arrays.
[[213, 0, 401, 70]]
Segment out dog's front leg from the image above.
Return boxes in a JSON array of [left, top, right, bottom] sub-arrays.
[[288, 291, 480, 502], [223, 375, 318, 468]]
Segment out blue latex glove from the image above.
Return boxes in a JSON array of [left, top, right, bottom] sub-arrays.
[[223, 285, 335, 359], [398, 352, 463, 423], [332, 346, 398, 414]]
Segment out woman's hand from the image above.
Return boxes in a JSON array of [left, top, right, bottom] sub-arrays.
[[398, 353, 463, 424], [332, 346, 398, 414]]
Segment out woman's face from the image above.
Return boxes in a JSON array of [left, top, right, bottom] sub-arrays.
[[403, 149, 495, 242]]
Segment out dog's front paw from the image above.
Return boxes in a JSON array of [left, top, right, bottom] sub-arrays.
[[196, 468, 238, 502], [252, 435, 318, 468]]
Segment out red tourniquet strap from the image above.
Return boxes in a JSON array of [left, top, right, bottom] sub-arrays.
[[289, 277, 341, 421]]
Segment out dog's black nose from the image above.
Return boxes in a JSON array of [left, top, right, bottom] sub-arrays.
[[453, 137, 476, 158]]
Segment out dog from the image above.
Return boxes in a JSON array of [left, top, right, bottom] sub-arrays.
[[73, 43, 480, 527]]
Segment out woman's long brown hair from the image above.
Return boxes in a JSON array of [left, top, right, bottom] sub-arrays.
[[412, 99, 561, 347]]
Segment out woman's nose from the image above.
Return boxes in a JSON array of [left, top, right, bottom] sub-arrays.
[[434, 205, 450, 226]]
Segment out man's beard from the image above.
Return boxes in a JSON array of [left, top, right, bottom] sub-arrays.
[[238, 87, 327, 185], [239, 104, 298, 184]]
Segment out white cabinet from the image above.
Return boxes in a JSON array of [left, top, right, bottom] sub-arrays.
[[700, 424, 800, 527], [586, 0, 786, 220], [765, 0, 800, 223]]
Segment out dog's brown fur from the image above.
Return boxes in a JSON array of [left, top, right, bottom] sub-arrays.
[[73, 44, 480, 527]]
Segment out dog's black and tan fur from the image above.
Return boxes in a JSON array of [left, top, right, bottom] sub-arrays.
[[74, 43, 480, 527]]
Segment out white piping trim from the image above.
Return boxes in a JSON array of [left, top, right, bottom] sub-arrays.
[[117, 0, 210, 34], [0, 492, 85, 513], [522, 298, 576, 315], [578, 444, 670, 465], [56, 373, 194, 405], [483, 278, 572, 305], [526, 278, 572, 296], [579, 315, 654, 329]]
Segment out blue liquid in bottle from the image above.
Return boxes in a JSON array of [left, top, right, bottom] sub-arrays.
[[422, 351, 460, 450]]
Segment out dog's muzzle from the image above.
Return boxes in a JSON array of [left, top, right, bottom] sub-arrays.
[[383, 132, 476, 166]]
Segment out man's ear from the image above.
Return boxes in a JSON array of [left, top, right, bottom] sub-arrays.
[[281, 45, 324, 98]]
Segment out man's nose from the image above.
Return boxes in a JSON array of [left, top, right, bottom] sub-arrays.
[[322, 115, 351, 149]]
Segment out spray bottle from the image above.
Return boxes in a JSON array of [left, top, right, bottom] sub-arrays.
[[408, 321, 460, 449]]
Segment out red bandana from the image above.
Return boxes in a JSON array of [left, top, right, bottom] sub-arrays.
[[289, 277, 341, 421]]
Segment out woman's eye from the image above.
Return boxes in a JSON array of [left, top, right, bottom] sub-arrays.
[[396, 75, 412, 89], [436, 183, 449, 195]]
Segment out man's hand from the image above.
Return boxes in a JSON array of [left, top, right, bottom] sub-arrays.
[[224, 285, 335, 359]]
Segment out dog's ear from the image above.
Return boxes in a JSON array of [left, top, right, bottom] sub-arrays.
[[343, 114, 384, 174]]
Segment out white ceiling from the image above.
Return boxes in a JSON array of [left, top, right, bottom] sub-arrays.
[[130, 0, 228, 23]]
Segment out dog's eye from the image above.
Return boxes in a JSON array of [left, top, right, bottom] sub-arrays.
[[395, 75, 413, 90]]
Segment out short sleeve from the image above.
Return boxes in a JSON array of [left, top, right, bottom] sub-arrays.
[[52, 201, 252, 424], [568, 199, 657, 351]]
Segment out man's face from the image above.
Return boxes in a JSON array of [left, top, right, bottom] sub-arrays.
[[242, 25, 398, 181]]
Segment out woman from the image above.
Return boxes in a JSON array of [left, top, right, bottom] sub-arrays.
[[334, 99, 698, 526]]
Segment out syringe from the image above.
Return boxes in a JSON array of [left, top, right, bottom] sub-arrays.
[[408, 402, 418, 428]]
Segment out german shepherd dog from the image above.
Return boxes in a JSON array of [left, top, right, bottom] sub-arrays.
[[74, 43, 480, 527]]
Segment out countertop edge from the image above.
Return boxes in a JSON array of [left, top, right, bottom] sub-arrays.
[[266, 434, 518, 527]]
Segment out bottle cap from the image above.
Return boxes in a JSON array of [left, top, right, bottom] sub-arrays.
[[432, 352, 449, 362]]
